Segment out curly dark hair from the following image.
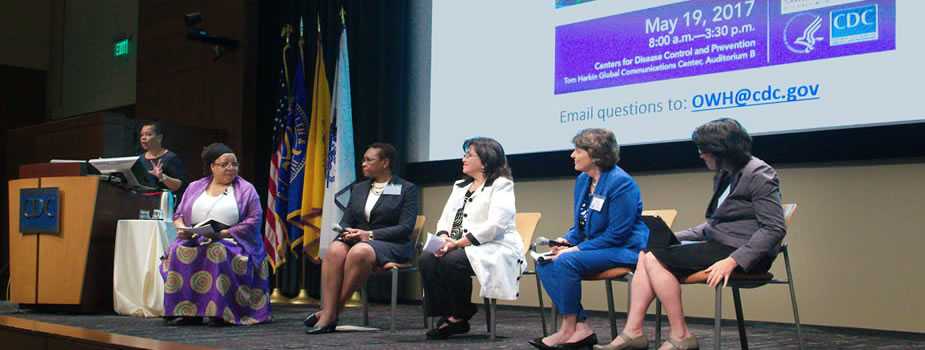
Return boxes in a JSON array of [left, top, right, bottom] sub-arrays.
[[572, 128, 620, 170]]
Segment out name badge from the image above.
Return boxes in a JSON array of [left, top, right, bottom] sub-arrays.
[[590, 194, 605, 211], [383, 184, 402, 195]]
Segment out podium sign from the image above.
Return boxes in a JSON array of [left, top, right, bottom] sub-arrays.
[[20, 188, 60, 234]]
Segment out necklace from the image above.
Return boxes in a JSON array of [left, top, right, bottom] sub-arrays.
[[470, 178, 485, 192], [371, 181, 388, 195]]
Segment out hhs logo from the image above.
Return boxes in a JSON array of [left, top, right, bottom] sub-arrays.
[[830, 4, 878, 46], [784, 13, 824, 54]]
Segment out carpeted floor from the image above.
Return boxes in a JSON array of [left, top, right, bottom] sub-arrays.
[[2, 302, 923, 349]]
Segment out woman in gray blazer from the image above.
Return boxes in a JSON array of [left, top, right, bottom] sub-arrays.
[[597, 118, 786, 350]]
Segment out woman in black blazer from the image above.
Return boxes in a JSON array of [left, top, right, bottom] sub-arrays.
[[304, 143, 420, 334]]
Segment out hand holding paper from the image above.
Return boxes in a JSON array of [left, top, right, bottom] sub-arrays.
[[422, 233, 446, 255]]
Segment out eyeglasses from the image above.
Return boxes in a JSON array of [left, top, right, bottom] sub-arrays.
[[214, 161, 240, 169], [362, 157, 380, 164], [462, 152, 478, 160]]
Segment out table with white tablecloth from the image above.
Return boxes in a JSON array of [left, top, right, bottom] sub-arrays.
[[113, 219, 176, 317]]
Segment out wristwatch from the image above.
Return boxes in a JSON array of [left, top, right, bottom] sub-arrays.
[[368, 230, 375, 240]]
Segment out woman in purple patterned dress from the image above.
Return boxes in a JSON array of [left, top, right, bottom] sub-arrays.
[[161, 143, 270, 326]]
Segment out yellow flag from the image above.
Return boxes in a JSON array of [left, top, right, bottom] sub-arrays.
[[297, 36, 331, 258]]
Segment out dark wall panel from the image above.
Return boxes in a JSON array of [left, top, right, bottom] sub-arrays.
[[137, 0, 258, 179], [0, 65, 46, 297]]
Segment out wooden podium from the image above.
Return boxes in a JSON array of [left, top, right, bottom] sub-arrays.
[[8, 163, 160, 312]]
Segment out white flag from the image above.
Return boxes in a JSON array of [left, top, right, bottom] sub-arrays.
[[319, 28, 356, 258]]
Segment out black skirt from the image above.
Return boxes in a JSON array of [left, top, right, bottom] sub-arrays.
[[355, 239, 414, 266], [648, 227, 772, 280]]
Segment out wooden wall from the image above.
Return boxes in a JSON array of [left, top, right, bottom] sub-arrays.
[[136, 0, 259, 179]]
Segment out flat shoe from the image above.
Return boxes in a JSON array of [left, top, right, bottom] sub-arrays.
[[593, 331, 648, 350], [165, 316, 202, 326], [528, 336, 559, 350], [658, 335, 698, 350], [560, 333, 598, 349], [305, 321, 337, 335], [206, 317, 229, 327]]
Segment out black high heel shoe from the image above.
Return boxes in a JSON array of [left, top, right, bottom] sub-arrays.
[[303, 312, 320, 328], [305, 321, 338, 335], [425, 319, 470, 340]]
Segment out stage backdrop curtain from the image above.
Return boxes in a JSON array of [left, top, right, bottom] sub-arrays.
[[254, 0, 411, 299]]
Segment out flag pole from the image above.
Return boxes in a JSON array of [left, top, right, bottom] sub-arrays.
[[270, 272, 291, 304], [336, 5, 362, 309], [290, 252, 319, 305], [290, 15, 319, 306], [269, 23, 293, 305]]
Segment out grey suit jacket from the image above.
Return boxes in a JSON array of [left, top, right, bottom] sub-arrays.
[[676, 157, 786, 271]]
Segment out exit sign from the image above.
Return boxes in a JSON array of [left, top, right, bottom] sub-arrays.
[[113, 39, 130, 57]]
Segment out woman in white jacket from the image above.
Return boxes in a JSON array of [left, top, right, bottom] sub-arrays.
[[420, 137, 526, 340]]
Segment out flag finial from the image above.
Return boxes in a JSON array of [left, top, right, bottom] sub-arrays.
[[281, 24, 290, 44], [340, 7, 346, 27]]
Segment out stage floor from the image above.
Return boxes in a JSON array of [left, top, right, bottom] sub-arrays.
[[1, 302, 923, 349]]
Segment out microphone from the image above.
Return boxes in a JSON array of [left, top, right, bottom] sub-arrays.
[[534, 236, 574, 248], [332, 223, 351, 242]]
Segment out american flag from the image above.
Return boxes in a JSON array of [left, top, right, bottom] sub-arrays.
[[263, 60, 292, 270]]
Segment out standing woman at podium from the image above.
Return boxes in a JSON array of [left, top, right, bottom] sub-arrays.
[[161, 142, 270, 326], [139, 121, 186, 193]]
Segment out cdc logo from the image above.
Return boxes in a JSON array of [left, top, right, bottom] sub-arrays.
[[830, 4, 878, 46]]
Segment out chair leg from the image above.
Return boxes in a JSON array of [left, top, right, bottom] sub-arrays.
[[732, 288, 748, 350], [714, 285, 722, 350], [552, 304, 558, 330], [626, 274, 633, 311], [361, 283, 369, 327], [534, 274, 548, 336], [655, 299, 662, 346], [783, 248, 804, 350], [484, 298, 492, 334], [605, 279, 617, 340], [421, 287, 429, 330], [390, 268, 399, 333], [490, 299, 497, 341]]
